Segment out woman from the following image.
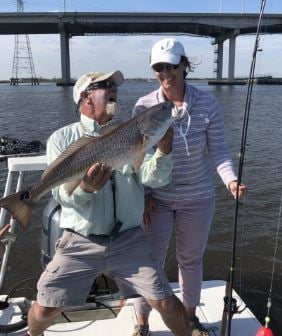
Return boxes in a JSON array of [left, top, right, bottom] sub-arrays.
[[132, 38, 246, 336]]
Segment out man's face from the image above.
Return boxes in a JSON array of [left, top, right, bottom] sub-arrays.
[[82, 82, 119, 125]]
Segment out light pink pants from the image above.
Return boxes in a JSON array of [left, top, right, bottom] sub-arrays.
[[134, 197, 215, 315]]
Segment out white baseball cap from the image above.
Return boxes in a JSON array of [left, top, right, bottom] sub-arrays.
[[150, 38, 186, 67], [73, 70, 124, 104]]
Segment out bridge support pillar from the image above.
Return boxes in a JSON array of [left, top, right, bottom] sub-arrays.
[[60, 30, 71, 84], [212, 29, 239, 81], [228, 36, 236, 80], [212, 39, 224, 80], [216, 41, 223, 80]]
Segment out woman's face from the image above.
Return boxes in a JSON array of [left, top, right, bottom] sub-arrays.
[[152, 61, 186, 92]]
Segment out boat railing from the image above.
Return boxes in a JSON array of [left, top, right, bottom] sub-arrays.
[[0, 155, 47, 291]]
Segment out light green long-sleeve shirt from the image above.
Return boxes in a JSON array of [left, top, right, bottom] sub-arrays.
[[46, 114, 173, 236]]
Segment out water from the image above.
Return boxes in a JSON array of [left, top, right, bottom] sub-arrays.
[[0, 82, 282, 335]]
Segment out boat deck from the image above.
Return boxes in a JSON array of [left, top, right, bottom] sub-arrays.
[[1, 280, 261, 336]]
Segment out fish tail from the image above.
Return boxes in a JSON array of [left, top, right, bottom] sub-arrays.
[[0, 190, 34, 230]]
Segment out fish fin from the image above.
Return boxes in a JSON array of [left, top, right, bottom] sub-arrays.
[[100, 123, 123, 136], [42, 136, 97, 180], [142, 134, 151, 148], [132, 151, 146, 171], [63, 180, 82, 195], [0, 191, 34, 230], [132, 135, 149, 171]]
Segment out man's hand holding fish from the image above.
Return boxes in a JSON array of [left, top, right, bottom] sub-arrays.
[[81, 162, 112, 193]]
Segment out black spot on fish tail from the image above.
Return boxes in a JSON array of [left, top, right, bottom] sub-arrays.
[[20, 190, 30, 201]]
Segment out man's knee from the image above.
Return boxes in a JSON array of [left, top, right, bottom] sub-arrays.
[[29, 302, 62, 323], [146, 295, 180, 315]]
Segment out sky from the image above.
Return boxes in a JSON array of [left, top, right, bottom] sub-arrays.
[[0, 0, 282, 80]]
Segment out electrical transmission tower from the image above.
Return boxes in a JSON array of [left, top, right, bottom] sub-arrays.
[[10, 0, 39, 85]]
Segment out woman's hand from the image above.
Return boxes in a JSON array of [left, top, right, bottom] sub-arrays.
[[228, 180, 247, 199], [157, 127, 173, 154], [80, 163, 112, 193]]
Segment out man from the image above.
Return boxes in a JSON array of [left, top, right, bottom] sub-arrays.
[[25, 70, 191, 336]]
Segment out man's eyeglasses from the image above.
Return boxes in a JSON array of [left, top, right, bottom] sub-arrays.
[[87, 79, 115, 91], [152, 63, 180, 73]]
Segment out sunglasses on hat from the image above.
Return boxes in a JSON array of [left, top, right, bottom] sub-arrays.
[[86, 79, 115, 91]]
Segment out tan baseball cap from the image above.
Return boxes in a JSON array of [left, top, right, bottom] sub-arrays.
[[73, 70, 124, 104]]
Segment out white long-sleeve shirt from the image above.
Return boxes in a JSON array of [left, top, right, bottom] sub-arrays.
[[133, 84, 237, 201]]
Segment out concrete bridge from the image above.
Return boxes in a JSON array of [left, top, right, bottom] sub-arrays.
[[1, 12, 281, 83]]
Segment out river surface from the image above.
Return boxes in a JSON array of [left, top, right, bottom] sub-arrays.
[[0, 81, 281, 335]]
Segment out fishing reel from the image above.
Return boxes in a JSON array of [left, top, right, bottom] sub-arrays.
[[223, 295, 246, 316], [223, 295, 239, 316]]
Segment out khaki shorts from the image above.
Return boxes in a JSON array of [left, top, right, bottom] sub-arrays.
[[37, 227, 173, 307]]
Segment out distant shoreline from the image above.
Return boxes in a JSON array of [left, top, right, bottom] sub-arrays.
[[2, 77, 282, 85], [0, 78, 211, 84]]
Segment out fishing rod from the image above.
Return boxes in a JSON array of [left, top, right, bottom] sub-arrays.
[[220, 0, 267, 335]]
